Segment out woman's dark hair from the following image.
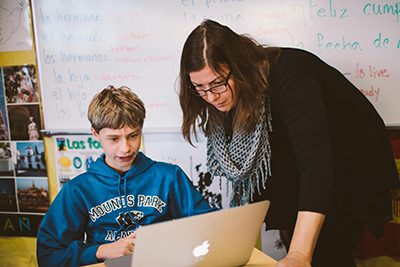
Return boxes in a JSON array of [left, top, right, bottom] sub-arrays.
[[179, 19, 280, 145]]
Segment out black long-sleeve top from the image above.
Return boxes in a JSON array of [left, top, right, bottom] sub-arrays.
[[255, 48, 398, 235]]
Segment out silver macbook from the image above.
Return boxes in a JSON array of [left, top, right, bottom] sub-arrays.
[[104, 200, 270, 267]]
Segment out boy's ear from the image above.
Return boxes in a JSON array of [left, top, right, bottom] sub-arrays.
[[91, 127, 99, 139]]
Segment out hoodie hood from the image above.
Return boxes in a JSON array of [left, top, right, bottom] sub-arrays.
[[87, 151, 155, 184]]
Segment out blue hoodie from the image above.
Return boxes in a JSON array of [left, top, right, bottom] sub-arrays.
[[37, 152, 215, 266]]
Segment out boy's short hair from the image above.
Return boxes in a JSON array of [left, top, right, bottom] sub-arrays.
[[88, 85, 146, 133]]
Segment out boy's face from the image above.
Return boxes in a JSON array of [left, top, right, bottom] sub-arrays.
[[92, 125, 141, 173]]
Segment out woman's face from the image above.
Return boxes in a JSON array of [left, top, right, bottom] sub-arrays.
[[189, 65, 236, 112]]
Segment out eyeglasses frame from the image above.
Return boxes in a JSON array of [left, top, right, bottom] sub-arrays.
[[191, 71, 232, 97]]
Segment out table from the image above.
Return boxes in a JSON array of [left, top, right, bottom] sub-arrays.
[[86, 248, 277, 267], [245, 248, 277, 266]]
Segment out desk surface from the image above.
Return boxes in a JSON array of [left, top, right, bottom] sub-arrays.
[[86, 248, 277, 267], [245, 248, 277, 266]]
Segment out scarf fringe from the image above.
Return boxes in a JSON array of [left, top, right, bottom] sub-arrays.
[[206, 99, 272, 207]]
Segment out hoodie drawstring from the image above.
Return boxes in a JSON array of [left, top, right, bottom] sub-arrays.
[[115, 175, 141, 237], [123, 175, 141, 227], [115, 176, 125, 235]]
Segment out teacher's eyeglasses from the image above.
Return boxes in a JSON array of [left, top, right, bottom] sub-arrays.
[[192, 71, 231, 97]]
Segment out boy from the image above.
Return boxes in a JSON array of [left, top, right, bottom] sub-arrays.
[[37, 85, 216, 267]]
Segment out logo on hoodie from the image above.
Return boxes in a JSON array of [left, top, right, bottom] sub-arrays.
[[116, 210, 144, 228], [88, 194, 166, 223]]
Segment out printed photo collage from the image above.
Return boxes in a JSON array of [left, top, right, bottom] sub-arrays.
[[0, 65, 49, 215]]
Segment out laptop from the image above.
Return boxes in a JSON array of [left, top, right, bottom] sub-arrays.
[[104, 200, 270, 267]]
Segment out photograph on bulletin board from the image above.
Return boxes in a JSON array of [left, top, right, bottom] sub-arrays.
[[7, 104, 42, 140], [16, 177, 49, 213], [0, 142, 15, 176], [10, 141, 46, 177], [0, 178, 17, 212], [3, 65, 39, 104]]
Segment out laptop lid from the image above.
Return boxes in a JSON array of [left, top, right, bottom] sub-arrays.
[[105, 200, 270, 267]]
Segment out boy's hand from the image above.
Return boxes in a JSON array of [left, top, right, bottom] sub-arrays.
[[96, 232, 136, 260]]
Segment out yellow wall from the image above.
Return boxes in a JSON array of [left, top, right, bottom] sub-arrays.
[[0, 51, 36, 67]]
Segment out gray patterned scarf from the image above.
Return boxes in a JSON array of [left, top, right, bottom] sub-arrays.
[[206, 100, 272, 207]]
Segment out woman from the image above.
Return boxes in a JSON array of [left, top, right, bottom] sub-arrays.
[[178, 20, 397, 267]]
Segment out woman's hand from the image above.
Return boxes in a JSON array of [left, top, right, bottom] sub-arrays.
[[276, 251, 311, 267], [96, 232, 136, 260], [275, 211, 326, 267]]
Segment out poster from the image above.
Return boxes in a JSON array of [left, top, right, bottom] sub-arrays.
[[0, 0, 33, 52], [53, 135, 103, 190]]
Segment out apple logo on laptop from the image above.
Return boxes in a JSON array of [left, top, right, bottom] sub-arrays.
[[192, 240, 210, 258]]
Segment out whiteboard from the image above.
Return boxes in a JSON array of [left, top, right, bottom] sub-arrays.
[[31, 0, 400, 131]]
